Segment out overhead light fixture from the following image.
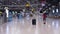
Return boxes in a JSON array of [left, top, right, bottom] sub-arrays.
[[52, 6, 55, 8], [56, 9, 58, 13], [17, 0, 20, 1], [49, 7, 51, 10], [53, 9, 55, 13], [41, 3, 45, 6]]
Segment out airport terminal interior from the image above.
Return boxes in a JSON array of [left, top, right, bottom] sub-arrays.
[[0, 0, 59, 34]]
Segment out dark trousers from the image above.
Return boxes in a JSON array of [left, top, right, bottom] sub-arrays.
[[17, 14, 20, 19]]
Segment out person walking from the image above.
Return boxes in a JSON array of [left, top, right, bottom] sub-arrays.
[[43, 13, 47, 24]]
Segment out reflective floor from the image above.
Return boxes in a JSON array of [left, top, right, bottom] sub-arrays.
[[0, 15, 60, 34]]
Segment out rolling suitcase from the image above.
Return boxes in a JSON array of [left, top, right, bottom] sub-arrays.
[[32, 19, 36, 25]]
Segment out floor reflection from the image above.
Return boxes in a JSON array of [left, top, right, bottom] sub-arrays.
[[0, 15, 60, 34]]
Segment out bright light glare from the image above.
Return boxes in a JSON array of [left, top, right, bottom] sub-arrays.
[[56, 9, 58, 13], [53, 10, 55, 13], [41, 3, 45, 6], [56, 21, 59, 28], [52, 21, 55, 26]]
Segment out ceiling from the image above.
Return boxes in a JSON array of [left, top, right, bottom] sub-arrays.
[[0, 0, 40, 5]]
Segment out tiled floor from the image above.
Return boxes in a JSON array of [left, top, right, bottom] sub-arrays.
[[0, 15, 60, 34]]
